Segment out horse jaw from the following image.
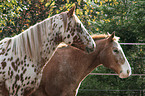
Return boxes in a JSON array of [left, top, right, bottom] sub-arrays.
[[119, 59, 132, 78]]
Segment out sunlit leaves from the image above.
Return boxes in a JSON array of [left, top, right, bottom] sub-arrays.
[[1, 0, 57, 39], [1, 0, 145, 41]]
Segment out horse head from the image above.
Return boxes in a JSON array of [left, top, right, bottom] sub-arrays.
[[60, 6, 96, 53], [99, 32, 131, 78]]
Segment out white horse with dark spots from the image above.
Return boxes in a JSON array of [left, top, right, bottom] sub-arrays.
[[0, 6, 96, 96]]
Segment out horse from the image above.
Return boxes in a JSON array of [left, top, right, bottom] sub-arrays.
[[29, 32, 131, 96], [0, 6, 96, 96]]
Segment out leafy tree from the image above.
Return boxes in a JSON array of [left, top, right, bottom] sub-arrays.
[[1, 0, 58, 39], [88, 0, 145, 43]]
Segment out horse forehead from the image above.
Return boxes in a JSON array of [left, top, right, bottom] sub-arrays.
[[113, 41, 125, 55], [112, 41, 120, 48], [52, 15, 63, 25], [74, 14, 81, 23]]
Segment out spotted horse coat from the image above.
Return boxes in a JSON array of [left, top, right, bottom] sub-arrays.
[[0, 6, 96, 96]]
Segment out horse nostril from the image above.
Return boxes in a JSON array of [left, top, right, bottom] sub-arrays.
[[127, 70, 130, 74]]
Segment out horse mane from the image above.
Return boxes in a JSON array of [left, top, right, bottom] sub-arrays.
[[91, 34, 108, 41], [9, 17, 52, 62], [92, 34, 120, 42]]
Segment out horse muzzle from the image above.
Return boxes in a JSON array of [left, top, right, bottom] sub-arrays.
[[119, 69, 131, 78]]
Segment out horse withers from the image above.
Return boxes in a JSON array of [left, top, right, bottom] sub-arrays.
[[30, 32, 131, 96]]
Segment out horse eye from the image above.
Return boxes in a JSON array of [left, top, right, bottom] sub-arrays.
[[113, 49, 119, 53]]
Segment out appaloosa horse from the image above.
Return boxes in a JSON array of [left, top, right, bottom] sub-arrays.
[[30, 33, 131, 96], [0, 6, 96, 96]]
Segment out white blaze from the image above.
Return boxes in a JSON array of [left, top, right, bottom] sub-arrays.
[[116, 41, 132, 78]]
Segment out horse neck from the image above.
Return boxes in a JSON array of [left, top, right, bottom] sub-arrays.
[[10, 14, 64, 69], [66, 40, 107, 91], [39, 15, 64, 67], [82, 39, 107, 76]]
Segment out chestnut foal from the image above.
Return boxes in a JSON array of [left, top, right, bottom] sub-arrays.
[[31, 33, 131, 96]]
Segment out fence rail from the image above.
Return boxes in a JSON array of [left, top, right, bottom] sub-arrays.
[[120, 43, 145, 45], [89, 73, 145, 76], [79, 89, 144, 92]]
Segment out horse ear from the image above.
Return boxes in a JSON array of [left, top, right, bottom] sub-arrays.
[[67, 5, 76, 17], [108, 32, 115, 42], [107, 32, 111, 36]]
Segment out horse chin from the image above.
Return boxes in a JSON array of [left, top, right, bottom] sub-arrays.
[[118, 73, 130, 78]]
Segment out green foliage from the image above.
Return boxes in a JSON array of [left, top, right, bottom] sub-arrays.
[[0, 0, 72, 39], [88, 0, 145, 43], [1, 0, 57, 38]]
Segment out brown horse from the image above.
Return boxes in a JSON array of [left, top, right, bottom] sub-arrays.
[[30, 32, 131, 96]]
